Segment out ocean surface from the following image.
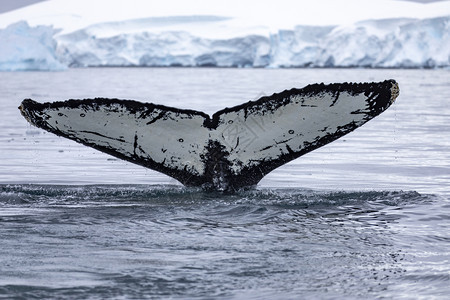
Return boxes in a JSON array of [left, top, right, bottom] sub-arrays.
[[0, 68, 449, 299]]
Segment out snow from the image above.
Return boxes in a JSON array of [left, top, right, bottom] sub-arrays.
[[0, 0, 449, 70]]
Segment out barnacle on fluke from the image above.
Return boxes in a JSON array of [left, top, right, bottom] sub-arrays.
[[19, 80, 398, 191]]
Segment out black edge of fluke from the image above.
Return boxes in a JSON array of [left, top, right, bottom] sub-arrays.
[[19, 99, 46, 128], [18, 80, 399, 192]]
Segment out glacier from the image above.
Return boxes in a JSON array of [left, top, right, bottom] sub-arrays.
[[0, 21, 66, 71], [1, 16, 449, 71]]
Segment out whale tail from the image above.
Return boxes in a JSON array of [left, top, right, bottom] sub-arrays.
[[19, 80, 399, 191]]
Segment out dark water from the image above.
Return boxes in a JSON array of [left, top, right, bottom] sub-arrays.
[[0, 68, 449, 299]]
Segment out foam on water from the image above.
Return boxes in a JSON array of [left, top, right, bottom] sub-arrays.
[[0, 183, 430, 207]]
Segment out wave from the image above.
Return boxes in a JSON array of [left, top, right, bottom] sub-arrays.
[[0, 184, 432, 207]]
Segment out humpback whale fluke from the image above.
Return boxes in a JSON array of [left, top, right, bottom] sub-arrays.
[[19, 80, 399, 191]]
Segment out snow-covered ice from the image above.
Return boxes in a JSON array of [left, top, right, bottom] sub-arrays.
[[0, 0, 449, 70], [0, 21, 66, 71]]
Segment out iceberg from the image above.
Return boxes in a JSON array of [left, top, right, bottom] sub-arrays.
[[0, 21, 66, 71], [0, 0, 449, 70], [55, 16, 450, 69], [316, 17, 450, 68], [272, 17, 450, 68], [56, 27, 272, 68]]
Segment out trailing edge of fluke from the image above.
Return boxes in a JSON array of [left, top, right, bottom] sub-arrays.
[[19, 80, 399, 191]]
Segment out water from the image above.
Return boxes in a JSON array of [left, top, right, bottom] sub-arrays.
[[1, 68, 449, 299]]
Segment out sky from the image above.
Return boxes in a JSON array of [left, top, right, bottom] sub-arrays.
[[0, 0, 45, 13], [0, 0, 449, 14]]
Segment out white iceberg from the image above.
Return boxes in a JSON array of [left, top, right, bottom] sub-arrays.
[[0, 21, 66, 71], [55, 16, 450, 69], [0, 0, 449, 70], [272, 16, 450, 68]]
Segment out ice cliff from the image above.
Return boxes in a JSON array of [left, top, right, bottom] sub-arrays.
[[0, 21, 66, 71], [1, 16, 449, 70]]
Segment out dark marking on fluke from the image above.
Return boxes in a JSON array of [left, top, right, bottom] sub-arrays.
[[19, 80, 399, 192]]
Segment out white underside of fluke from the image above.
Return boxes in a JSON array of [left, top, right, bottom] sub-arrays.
[[44, 103, 210, 176], [217, 91, 371, 174], [20, 80, 398, 190]]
